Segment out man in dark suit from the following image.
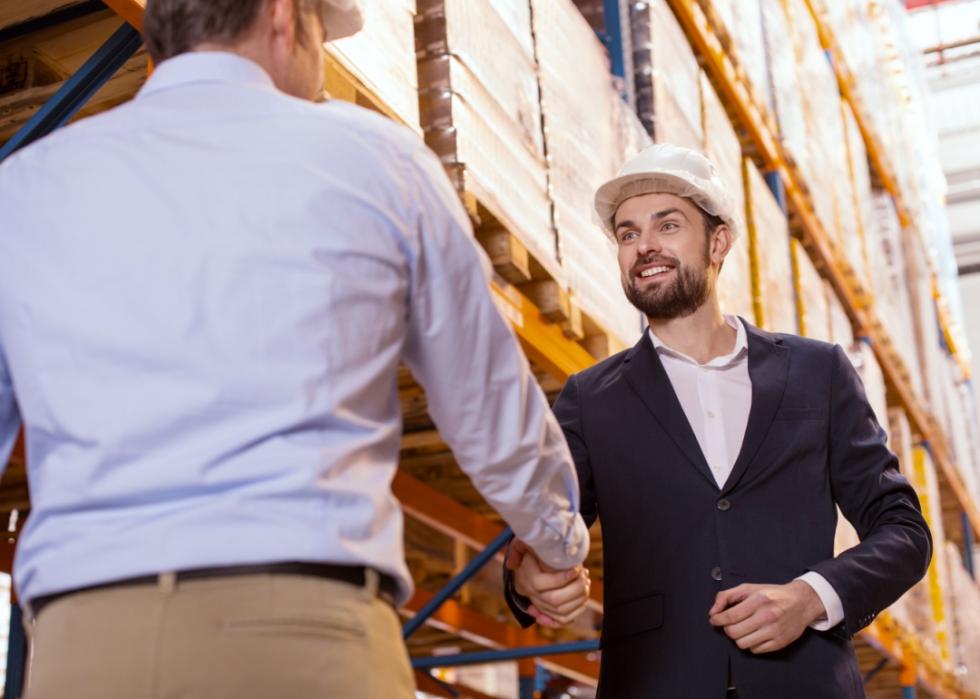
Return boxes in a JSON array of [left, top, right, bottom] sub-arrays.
[[505, 144, 931, 698]]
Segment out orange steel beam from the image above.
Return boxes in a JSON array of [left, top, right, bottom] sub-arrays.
[[491, 282, 596, 382], [394, 471, 604, 610], [665, 0, 980, 544], [394, 471, 505, 554], [403, 589, 599, 686], [102, 0, 145, 31]]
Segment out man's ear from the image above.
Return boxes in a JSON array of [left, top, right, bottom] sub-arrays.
[[710, 225, 733, 266], [268, 0, 298, 50]]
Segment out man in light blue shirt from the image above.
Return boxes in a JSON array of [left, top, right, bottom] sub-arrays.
[[0, 0, 589, 696]]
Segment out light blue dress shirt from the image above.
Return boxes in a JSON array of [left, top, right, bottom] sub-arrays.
[[0, 52, 588, 607]]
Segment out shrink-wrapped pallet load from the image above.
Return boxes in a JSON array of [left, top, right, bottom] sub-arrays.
[[791, 240, 830, 342], [846, 340, 888, 435], [700, 74, 753, 322], [744, 159, 796, 334], [708, 0, 772, 116], [840, 102, 873, 294], [866, 192, 923, 399], [532, 0, 648, 345], [905, 446, 953, 661], [828, 289, 853, 351], [328, 0, 419, 130], [945, 542, 980, 696], [416, 0, 559, 280], [762, 0, 810, 200]]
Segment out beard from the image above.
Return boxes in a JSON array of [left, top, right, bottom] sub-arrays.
[[623, 249, 713, 321]]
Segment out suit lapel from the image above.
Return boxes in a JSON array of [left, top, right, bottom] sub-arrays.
[[621, 333, 718, 490], [721, 324, 790, 494]]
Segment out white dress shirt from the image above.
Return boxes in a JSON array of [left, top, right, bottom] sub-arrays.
[[649, 316, 844, 630], [0, 52, 588, 606]]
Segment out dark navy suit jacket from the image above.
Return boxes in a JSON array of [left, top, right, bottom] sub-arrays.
[[506, 322, 931, 698]]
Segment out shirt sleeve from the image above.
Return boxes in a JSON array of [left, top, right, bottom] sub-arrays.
[[399, 144, 588, 571], [796, 571, 845, 630], [0, 346, 21, 479]]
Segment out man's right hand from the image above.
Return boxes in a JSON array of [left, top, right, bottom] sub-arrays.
[[506, 539, 591, 628]]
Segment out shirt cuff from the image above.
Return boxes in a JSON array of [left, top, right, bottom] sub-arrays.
[[797, 572, 845, 631], [526, 511, 590, 571]]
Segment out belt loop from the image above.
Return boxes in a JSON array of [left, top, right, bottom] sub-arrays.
[[363, 568, 379, 600], [158, 571, 177, 595]]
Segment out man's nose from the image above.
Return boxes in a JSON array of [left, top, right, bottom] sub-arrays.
[[637, 230, 662, 256]]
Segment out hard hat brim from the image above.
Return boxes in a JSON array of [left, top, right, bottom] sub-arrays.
[[594, 171, 740, 240]]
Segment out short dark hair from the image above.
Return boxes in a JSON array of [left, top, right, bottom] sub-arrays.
[[699, 209, 726, 235], [143, 0, 318, 64]]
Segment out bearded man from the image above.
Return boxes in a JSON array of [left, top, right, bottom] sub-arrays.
[[504, 144, 931, 698]]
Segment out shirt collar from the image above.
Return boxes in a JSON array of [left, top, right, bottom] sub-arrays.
[[648, 315, 748, 368], [139, 52, 276, 98]]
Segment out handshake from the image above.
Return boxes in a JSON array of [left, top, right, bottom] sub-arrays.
[[505, 538, 592, 628]]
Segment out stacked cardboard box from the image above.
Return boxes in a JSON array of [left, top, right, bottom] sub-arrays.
[[532, 0, 648, 345], [941, 358, 980, 503], [744, 159, 796, 334], [631, 0, 703, 152], [700, 74, 753, 322], [884, 408, 917, 631], [945, 542, 980, 696], [786, 0, 848, 248], [908, 445, 953, 661], [762, 1, 810, 205], [847, 340, 888, 434], [791, 240, 830, 342], [415, 0, 559, 281], [328, 0, 419, 130], [707, 0, 773, 117], [906, 238, 950, 435], [828, 290, 853, 351], [865, 193, 924, 399], [840, 102, 873, 294], [763, 0, 859, 257]]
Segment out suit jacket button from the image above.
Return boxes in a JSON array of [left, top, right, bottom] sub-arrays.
[[711, 567, 723, 581], [717, 499, 731, 511]]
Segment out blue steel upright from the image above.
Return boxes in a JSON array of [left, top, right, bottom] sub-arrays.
[[403, 527, 514, 639], [0, 22, 142, 162], [763, 171, 787, 213], [600, 0, 626, 80]]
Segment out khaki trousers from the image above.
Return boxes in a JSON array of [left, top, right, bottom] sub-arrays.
[[24, 571, 416, 699]]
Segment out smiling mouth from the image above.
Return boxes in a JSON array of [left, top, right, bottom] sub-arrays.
[[637, 265, 674, 280]]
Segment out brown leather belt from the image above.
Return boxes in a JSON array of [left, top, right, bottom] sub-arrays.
[[30, 562, 399, 617]]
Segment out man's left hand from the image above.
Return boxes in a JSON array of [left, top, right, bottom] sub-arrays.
[[708, 581, 827, 654]]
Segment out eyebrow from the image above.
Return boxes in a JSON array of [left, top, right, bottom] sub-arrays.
[[614, 207, 688, 232]]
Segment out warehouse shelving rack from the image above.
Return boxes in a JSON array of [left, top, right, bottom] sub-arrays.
[[665, 0, 980, 697], [2, 1, 980, 697]]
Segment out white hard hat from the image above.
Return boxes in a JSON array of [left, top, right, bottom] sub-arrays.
[[319, 0, 363, 41], [594, 143, 740, 240]]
